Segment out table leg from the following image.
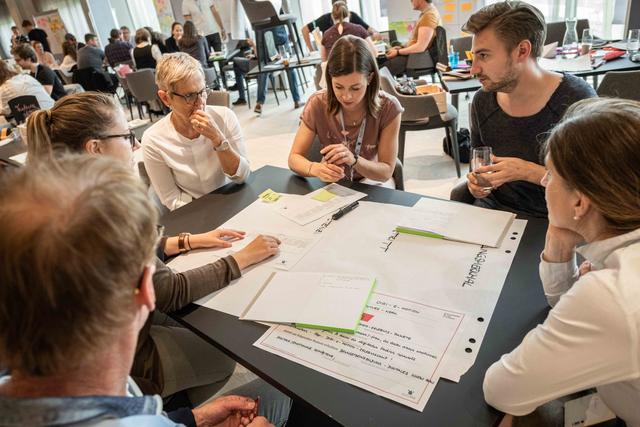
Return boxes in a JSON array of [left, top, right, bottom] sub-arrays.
[[452, 93, 459, 111]]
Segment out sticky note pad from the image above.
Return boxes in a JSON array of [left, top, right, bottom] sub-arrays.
[[461, 2, 473, 12], [259, 188, 281, 203], [444, 3, 456, 12], [312, 189, 337, 202]]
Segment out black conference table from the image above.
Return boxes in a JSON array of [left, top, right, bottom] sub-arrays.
[[162, 165, 550, 427], [442, 55, 640, 109]]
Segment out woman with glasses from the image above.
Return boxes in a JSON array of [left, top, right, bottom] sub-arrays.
[[25, 91, 282, 406], [143, 53, 250, 211]]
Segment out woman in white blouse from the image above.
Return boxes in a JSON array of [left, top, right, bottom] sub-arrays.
[[0, 60, 53, 116], [142, 53, 250, 210], [484, 98, 640, 426]]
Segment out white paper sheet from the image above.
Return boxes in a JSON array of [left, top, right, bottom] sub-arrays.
[[275, 183, 366, 225], [241, 273, 375, 332], [397, 197, 515, 247], [254, 292, 465, 411], [9, 152, 27, 165], [539, 54, 592, 72]]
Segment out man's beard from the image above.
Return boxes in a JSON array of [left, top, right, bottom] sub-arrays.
[[478, 60, 519, 93]]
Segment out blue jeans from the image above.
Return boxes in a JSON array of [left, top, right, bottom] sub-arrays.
[[256, 68, 301, 104]]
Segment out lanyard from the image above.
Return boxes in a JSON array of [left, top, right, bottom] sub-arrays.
[[338, 110, 367, 181]]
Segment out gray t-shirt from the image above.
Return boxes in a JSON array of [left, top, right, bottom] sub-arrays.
[[77, 45, 105, 70], [470, 73, 596, 218]]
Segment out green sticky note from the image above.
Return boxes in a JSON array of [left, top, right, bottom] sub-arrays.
[[312, 189, 337, 202], [259, 188, 281, 203]]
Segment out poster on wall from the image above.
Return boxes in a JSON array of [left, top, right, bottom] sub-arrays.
[[33, 10, 67, 55], [153, 0, 176, 35], [387, 0, 476, 42]]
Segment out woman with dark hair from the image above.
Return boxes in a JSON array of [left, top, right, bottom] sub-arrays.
[[165, 22, 183, 53], [59, 41, 77, 77], [483, 98, 640, 426], [178, 20, 210, 68], [288, 35, 402, 187], [131, 28, 162, 69]]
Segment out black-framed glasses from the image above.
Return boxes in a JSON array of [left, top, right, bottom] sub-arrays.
[[170, 87, 209, 104], [96, 130, 137, 149]]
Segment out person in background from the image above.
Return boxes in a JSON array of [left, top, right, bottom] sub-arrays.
[[105, 28, 134, 67], [77, 33, 106, 70], [132, 28, 163, 70], [178, 21, 210, 69], [0, 59, 53, 116], [165, 22, 183, 53], [483, 98, 640, 427], [381, 0, 440, 76], [64, 32, 85, 50], [229, 38, 257, 106], [182, 0, 227, 51], [253, 25, 304, 114], [289, 36, 402, 187], [21, 19, 50, 52], [12, 43, 66, 101], [145, 26, 169, 54], [10, 26, 28, 49], [302, 0, 377, 52], [0, 153, 290, 427], [321, 1, 377, 61], [32, 40, 58, 68], [59, 41, 78, 78], [143, 53, 250, 210], [25, 91, 288, 408], [450, 1, 596, 218], [121, 25, 134, 46]]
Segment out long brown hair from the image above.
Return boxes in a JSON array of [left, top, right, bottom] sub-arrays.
[[325, 35, 380, 118], [331, 1, 349, 24], [179, 21, 200, 49], [545, 97, 640, 233], [26, 92, 122, 162]]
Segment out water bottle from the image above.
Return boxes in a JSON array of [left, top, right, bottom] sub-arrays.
[[562, 18, 579, 58], [448, 45, 459, 69]]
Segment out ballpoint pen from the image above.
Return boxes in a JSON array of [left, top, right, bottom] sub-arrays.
[[332, 201, 359, 220]]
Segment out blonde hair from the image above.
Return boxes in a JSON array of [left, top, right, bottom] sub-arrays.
[[155, 52, 204, 93], [331, 1, 349, 24], [545, 97, 640, 233], [0, 154, 158, 376], [26, 92, 122, 162], [0, 60, 19, 86]]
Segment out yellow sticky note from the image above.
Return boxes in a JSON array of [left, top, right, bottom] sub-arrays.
[[461, 2, 473, 12], [312, 189, 337, 202], [259, 188, 281, 203], [442, 14, 455, 24], [444, 3, 456, 12]]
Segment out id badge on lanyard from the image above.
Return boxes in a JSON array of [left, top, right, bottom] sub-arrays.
[[339, 110, 367, 181]]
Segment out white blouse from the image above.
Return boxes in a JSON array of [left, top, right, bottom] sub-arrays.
[[0, 74, 54, 116], [483, 228, 640, 426], [142, 105, 250, 210]]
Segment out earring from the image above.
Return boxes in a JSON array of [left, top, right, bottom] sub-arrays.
[[134, 288, 140, 295], [573, 215, 581, 221]]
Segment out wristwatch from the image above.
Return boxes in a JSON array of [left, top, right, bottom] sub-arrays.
[[213, 139, 230, 152]]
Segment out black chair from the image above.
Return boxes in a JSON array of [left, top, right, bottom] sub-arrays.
[[8, 96, 40, 124], [406, 26, 448, 81], [306, 136, 405, 191], [240, 0, 304, 73], [73, 68, 117, 93], [596, 70, 640, 100]]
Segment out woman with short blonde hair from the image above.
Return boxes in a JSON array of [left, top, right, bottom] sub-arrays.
[[143, 52, 250, 210]]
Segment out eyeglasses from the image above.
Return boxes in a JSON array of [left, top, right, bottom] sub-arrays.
[[97, 130, 137, 149], [171, 87, 209, 105]]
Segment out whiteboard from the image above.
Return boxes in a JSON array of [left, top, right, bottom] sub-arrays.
[[33, 10, 68, 55]]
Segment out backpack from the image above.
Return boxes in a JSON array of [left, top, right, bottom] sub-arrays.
[[442, 128, 471, 164]]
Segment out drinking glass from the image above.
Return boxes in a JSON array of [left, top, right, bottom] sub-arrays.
[[628, 29, 640, 53], [471, 147, 493, 191], [580, 28, 593, 56]]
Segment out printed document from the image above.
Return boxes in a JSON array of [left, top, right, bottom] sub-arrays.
[[254, 292, 465, 411], [241, 272, 376, 333]]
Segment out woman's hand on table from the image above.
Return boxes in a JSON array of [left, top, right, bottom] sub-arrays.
[[190, 229, 246, 249], [232, 234, 281, 270], [309, 161, 345, 182]]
